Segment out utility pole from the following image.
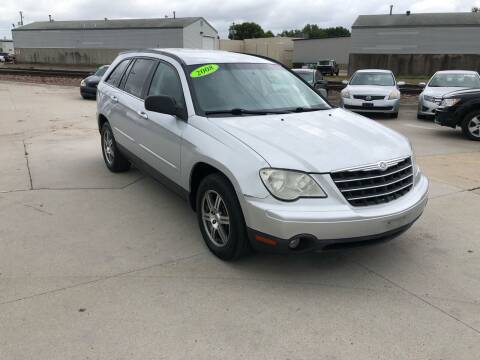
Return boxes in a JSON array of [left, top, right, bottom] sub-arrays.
[[389, 5, 393, 15], [19, 11, 24, 26]]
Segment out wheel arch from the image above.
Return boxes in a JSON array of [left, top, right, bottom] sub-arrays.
[[98, 113, 109, 133]]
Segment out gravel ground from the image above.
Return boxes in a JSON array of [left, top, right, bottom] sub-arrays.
[[0, 74, 82, 86]]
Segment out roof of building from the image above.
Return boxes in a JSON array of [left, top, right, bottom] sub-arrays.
[[353, 12, 480, 28], [13, 17, 211, 31], [122, 48, 274, 65], [0, 39, 13, 42]]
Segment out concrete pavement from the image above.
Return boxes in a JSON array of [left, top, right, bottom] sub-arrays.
[[0, 81, 479, 359]]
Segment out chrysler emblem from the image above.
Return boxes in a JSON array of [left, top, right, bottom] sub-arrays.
[[378, 161, 388, 171]]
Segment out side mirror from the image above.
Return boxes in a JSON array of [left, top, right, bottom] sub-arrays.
[[145, 95, 187, 120], [342, 80, 349, 85], [418, 82, 426, 88], [397, 81, 406, 86]]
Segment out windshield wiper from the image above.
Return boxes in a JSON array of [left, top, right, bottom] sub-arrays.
[[205, 108, 289, 116], [288, 106, 328, 113]]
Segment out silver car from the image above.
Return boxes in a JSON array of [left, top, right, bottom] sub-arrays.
[[292, 68, 328, 98], [97, 49, 428, 261], [340, 69, 404, 118], [417, 70, 480, 119]]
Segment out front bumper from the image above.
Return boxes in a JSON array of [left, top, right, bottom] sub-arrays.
[[80, 86, 97, 98], [418, 99, 440, 116], [434, 107, 459, 128], [340, 97, 400, 113], [243, 173, 428, 253]]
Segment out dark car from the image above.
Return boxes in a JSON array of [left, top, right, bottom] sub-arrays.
[[0, 52, 13, 63], [435, 88, 480, 140], [80, 65, 109, 99], [291, 68, 328, 97], [317, 60, 339, 76]]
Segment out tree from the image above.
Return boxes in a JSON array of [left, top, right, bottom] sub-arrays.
[[279, 25, 350, 39], [228, 22, 265, 40], [264, 30, 274, 38]]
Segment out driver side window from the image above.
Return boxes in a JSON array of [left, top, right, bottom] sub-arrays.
[[148, 62, 185, 108]]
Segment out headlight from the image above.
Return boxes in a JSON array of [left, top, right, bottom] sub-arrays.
[[259, 169, 327, 201], [80, 80, 86, 87], [440, 98, 460, 107], [388, 89, 401, 100], [341, 89, 350, 98], [423, 94, 435, 102]]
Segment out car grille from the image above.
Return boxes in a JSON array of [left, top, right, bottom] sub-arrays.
[[330, 157, 414, 207], [353, 95, 385, 100], [344, 105, 393, 111]]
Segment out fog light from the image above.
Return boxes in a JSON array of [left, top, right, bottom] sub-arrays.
[[289, 238, 301, 249]]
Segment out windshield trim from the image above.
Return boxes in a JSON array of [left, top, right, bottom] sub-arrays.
[[186, 62, 332, 117], [350, 72, 395, 87]]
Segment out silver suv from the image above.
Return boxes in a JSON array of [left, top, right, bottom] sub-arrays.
[[97, 49, 428, 261]]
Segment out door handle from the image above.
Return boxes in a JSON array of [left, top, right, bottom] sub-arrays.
[[110, 95, 118, 102], [137, 111, 148, 119]]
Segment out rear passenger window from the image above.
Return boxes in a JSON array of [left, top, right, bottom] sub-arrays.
[[123, 59, 156, 99], [106, 59, 130, 87], [148, 62, 185, 107]]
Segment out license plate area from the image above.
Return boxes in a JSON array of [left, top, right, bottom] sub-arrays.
[[362, 102, 374, 108]]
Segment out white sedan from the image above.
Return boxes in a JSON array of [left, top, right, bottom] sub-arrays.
[[417, 70, 480, 119], [339, 69, 404, 118]]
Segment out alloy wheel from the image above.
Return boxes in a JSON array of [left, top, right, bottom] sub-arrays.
[[103, 128, 115, 165], [468, 116, 480, 138], [201, 190, 230, 247]]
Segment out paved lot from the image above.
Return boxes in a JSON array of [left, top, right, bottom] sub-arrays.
[[1, 81, 480, 360]]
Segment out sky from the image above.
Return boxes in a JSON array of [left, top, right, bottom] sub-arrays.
[[1, 0, 480, 40]]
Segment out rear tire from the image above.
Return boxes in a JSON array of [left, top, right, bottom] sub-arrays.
[[461, 110, 480, 141], [196, 173, 251, 261], [100, 122, 131, 172]]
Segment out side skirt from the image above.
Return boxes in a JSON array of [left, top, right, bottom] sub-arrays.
[[117, 143, 190, 202]]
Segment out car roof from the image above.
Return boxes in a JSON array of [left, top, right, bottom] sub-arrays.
[[355, 69, 393, 73], [146, 48, 275, 65], [434, 70, 479, 75]]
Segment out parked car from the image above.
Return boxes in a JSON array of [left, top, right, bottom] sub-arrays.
[[417, 70, 480, 119], [340, 69, 404, 118], [0, 52, 11, 63], [317, 60, 339, 76], [80, 65, 109, 99], [97, 49, 428, 261], [435, 88, 480, 141], [292, 68, 328, 97]]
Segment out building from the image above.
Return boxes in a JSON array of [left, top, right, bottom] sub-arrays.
[[350, 12, 480, 75], [219, 37, 294, 67], [292, 37, 350, 69], [12, 17, 218, 65], [0, 39, 14, 54]]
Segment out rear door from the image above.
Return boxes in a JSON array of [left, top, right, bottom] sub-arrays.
[[101, 58, 133, 151], [117, 58, 157, 158]]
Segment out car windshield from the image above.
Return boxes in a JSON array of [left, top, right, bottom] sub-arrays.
[[294, 71, 314, 83], [95, 66, 109, 76], [350, 72, 395, 86], [188, 63, 330, 115], [318, 61, 331, 65], [428, 73, 480, 88]]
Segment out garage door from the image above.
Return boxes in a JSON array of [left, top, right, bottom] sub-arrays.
[[202, 36, 215, 50]]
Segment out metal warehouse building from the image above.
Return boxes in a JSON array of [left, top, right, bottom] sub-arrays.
[[350, 12, 480, 75], [12, 17, 218, 65], [292, 37, 351, 68]]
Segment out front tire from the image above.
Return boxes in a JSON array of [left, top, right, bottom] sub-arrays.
[[390, 112, 398, 119], [101, 122, 131, 172], [461, 110, 480, 141], [196, 173, 250, 261]]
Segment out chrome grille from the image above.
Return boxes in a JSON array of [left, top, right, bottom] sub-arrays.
[[331, 157, 414, 207], [353, 95, 385, 100]]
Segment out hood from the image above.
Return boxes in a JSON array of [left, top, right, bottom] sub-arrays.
[[443, 88, 480, 97], [212, 108, 411, 173], [83, 75, 101, 86], [346, 85, 394, 96], [423, 86, 469, 97]]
